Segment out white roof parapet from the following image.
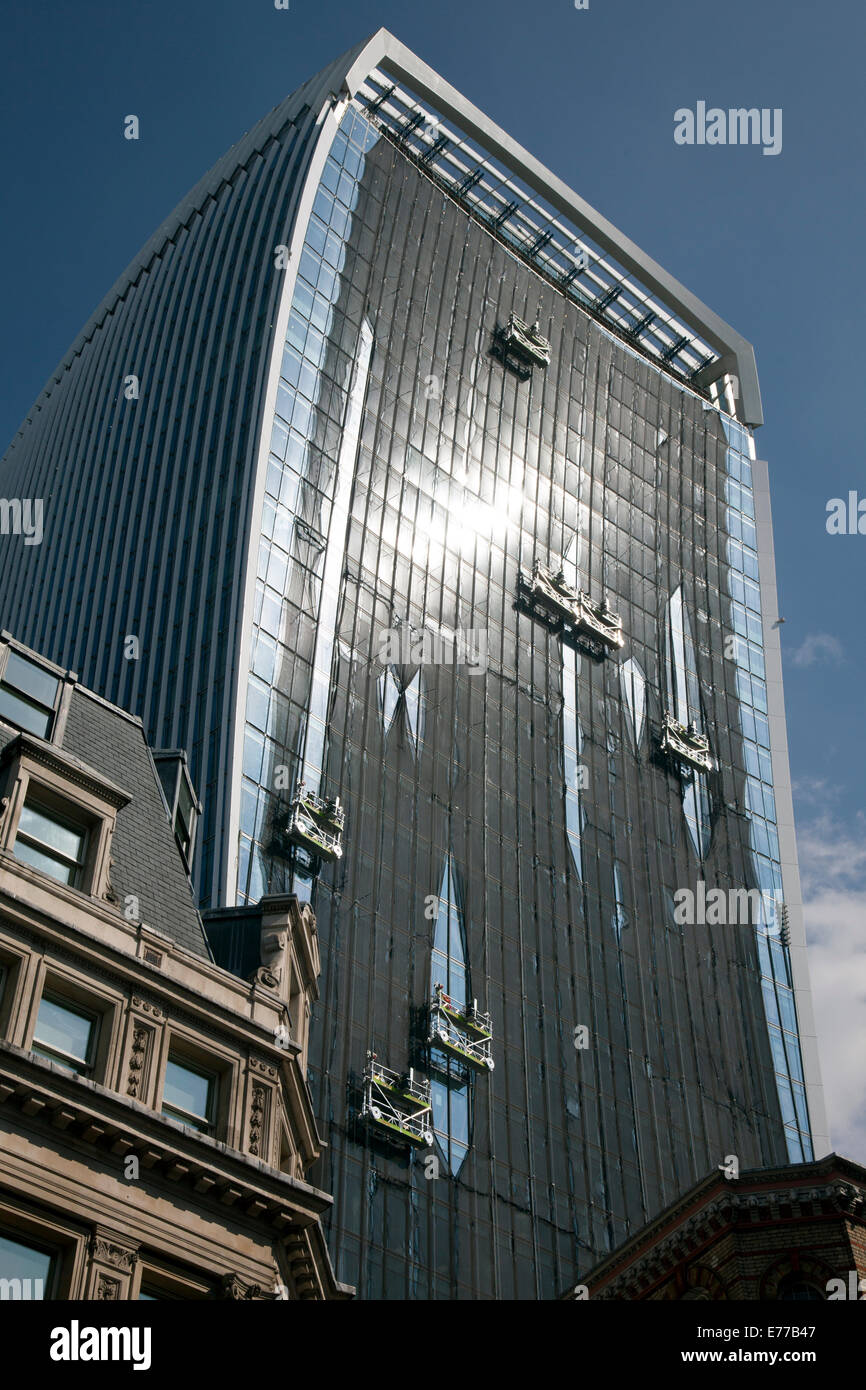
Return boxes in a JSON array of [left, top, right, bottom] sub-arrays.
[[343, 29, 763, 426]]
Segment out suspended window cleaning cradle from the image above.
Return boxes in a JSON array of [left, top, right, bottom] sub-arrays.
[[519, 560, 624, 655], [494, 314, 551, 377], [660, 712, 713, 778], [428, 984, 494, 1074], [360, 1054, 434, 1149], [282, 784, 345, 861]]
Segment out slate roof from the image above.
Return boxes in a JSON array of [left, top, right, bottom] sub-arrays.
[[0, 654, 211, 960]]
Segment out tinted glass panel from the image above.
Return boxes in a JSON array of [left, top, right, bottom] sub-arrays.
[[14, 841, 75, 885], [18, 806, 84, 863]]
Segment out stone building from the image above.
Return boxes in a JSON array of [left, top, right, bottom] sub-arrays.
[[0, 631, 349, 1299], [563, 1154, 866, 1300]]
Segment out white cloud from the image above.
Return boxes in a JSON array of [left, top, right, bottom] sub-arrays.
[[796, 809, 866, 1164], [788, 633, 845, 668]]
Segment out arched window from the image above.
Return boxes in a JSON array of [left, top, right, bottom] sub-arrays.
[[776, 1275, 825, 1301]]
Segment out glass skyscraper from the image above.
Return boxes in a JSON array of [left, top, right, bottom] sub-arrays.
[[0, 30, 827, 1298]]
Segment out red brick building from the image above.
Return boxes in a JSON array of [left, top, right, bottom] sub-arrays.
[[563, 1155, 866, 1300]]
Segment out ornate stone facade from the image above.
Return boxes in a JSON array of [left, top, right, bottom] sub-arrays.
[[0, 641, 351, 1300]]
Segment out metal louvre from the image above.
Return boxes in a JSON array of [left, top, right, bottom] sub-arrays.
[[355, 70, 720, 389]]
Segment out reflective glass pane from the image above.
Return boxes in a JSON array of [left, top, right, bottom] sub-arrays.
[[14, 840, 75, 884], [163, 1059, 212, 1123], [34, 996, 93, 1064], [0, 688, 51, 737], [17, 805, 85, 862], [3, 652, 59, 708]]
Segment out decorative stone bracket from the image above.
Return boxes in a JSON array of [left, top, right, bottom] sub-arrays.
[[86, 1229, 139, 1300]]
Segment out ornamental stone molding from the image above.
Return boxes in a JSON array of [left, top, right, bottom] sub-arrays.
[[581, 1170, 866, 1299], [126, 1025, 149, 1099], [89, 1234, 139, 1272], [218, 1273, 262, 1300], [249, 1057, 278, 1080], [249, 1084, 266, 1157], [759, 1254, 835, 1301], [131, 995, 165, 1021], [0, 733, 131, 809]]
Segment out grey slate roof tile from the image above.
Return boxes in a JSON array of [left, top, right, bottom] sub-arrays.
[[1, 675, 210, 960], [61, 689, 211, 959]]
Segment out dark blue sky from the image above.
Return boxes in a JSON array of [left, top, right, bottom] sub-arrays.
[[1, 3, 863, 1147]]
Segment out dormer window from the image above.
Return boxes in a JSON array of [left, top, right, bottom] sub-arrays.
[[0, 650, 60, 739], [0, 734, 130, 901], [153, 751, 201, 871], [13, 799, 88, 888], [175, 777, 196, 865]]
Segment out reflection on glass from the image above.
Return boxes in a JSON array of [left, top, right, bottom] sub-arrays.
[[0, 1233, 51, 1297], [722, 417, 812, 1160], [32, 996, 95, 1074], [430, 853, 472, 1176]]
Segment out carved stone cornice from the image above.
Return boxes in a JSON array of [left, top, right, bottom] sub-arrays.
[[587, 1176, 866, 1299], [0, 1043, 332, 1230], [249, 1057, 278, 1080], [218, 1272, 263, 1300], [283, 1230, 320, 1301], [0, 732, 131, 810], [89, 1234, 139, 1273], [131, 995, 166, 1022]]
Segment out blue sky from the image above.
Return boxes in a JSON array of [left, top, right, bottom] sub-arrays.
[[1, 0, 863, 1159]]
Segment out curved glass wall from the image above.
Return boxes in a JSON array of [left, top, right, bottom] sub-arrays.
[[665, 584, 712, 859], [237, 108, 380, 904], [721, 417, 812, 1161], [0, 42, 819, 1302]]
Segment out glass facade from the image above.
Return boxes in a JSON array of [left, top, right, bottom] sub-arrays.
[[721, 418, 811, 1162], [230, 102, 814, 1297], [238, 109, 380, 905], [429, 854, 472, 1176]]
